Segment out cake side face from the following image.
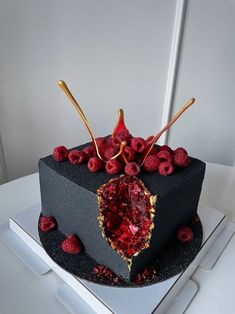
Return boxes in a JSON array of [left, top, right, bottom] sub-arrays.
[[39, 141, 205, 280]]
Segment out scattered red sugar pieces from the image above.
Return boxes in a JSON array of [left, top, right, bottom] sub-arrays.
[[61, 234, 84, 254], [53, 146, 68, 161], [177, 226, 193, 242], [93, 265, 124, 285], [68, 150, 85, 165], [133, 266, 157, 285], [40, 216, 57, 232], [98, 176, 153, 259]]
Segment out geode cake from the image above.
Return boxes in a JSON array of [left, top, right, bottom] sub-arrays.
[[38, 81, 205, 284]]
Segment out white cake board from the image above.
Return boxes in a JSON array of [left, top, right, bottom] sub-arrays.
[[0, 204, 228, 314]]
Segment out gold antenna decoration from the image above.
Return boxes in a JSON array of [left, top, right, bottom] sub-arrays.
[[58, 80, 105, 161], [141, 98, 196, 166]]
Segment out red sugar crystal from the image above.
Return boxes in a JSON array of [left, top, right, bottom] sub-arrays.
[[133, 266, 157, 285], [97, 176, 154, 259]]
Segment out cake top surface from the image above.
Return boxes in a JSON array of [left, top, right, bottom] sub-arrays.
[[39, 141, 205, 197]]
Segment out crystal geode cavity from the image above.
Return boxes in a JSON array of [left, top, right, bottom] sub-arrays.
[[97, 175, 156, 270]]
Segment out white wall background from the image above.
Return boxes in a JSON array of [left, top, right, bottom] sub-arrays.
[[0, 0, 234, 183]]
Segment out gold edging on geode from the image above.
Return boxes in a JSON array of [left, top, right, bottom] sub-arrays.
[[97, 175, 157, 272]]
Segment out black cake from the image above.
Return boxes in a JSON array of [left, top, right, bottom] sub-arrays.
[[39, 141, 205, 281]]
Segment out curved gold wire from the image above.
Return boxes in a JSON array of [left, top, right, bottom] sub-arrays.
[[58, 80, 105, 161], [141, 98, 196, 166], [110, 141, 127, 160]]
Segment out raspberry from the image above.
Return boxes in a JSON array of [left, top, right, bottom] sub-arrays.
[[95, 137, 106, 147], [143, 155, 161, 172], [174, 152, 191, 167], [159, 161, 174, 176], [159, 145, 172, 153], [174, 147, 187, 155], [88, 157, 105, 172], [148, 146, 158, 156], [40, 216, 57, 232], [53, 146, 68, 161], [106, 159, 122, 174], [61, 234, 84, 254], [123, 146, 136, 162], [68, 150, 85, 165], [177, 226, 193, 242], [157, 150, 173, 163], [145, 135, 155, 146], [125, 162, 141, 176], [103, 146, 119, 161], [82, 146, 94, 160], [131, 137, 146, 153]]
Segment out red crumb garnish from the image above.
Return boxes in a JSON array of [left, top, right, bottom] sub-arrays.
[[133, 266, 157, 285]]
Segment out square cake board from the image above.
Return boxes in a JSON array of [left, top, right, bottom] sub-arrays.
[[7, 204, 226, 314]]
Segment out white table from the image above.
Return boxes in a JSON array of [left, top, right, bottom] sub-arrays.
[[0, 163, 235, 314]]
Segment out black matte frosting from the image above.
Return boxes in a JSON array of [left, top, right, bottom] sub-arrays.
[[39, 142, 206, 280]]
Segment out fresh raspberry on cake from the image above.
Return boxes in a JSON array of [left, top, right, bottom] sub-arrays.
[[40, 216, 57, 232], [174, 152, 191, 167], [157, 150, 173, 163], [159, 145, 172, 153], [106, 159, 122, 174], [174, 147, 187, 155], [131, 137, 146, 153], [159, 161, 174, 176], [125, 162, 141, 176], [103, 146, 119, 161], [177, 226, 193, 242], [82, 146, 94, 160], [61, 234, 84, 254], [53, 146, 68, 161], [145, 135, 155, 146], [143, 155, 161, 172], [123, 146, 136, 162], [68, 150, 85, 164], [112, 130, 132, 146], [88, 157, 105, 172]]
